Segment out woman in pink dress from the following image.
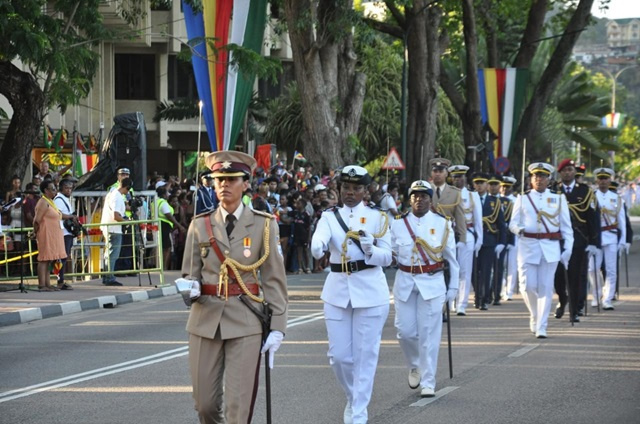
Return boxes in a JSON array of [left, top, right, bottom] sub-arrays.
[[33, 180, 67, 291]]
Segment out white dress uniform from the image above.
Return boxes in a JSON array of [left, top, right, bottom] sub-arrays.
[[391, 210, 459, 392], [311, 197, 392, 424], [509, 164, 573, 337], [590, 183, 626, 307], [502, 192, 519, 299], [454, 186, 482, 313]]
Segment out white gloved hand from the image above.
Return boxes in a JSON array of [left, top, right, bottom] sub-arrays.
[[506, 244, 514, 252], [618, 242, 627, 256], [261, 330, 284, 369], [494, 244, 505, 256], [175, 278, 201, 307], [456, 241, 465, 250], [359, 231, 374, 256], [560, 249, 571, 268], [446, 288, 458, 303], [625, 242, 631, 255], [474, 240, 482, 257], [585, 245, 598, 257]]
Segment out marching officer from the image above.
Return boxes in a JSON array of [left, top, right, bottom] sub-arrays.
[[472, 173, 506, 310], [510, 162, 573, 338], [180, 151, 288, 424], [429, 158, 467, 244], [591, 168, 626, 310], [553, 159, 600, 322], [488, 174, 513, 305], [391, 180, 459, 398], [500, 176, 519, 300], [195, 171, 218, 214], [448, 164, 482, 316], [311, 165, 392, 424]]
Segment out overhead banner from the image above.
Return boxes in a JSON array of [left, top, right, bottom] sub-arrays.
[[182, 0, 268, 152]]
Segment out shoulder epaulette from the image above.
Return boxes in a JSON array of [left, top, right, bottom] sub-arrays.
[[434, 210, 448, 220], [368, 202, 381, 210], [324, 205, 340, 213], [194, 209, 215, 219], [549, 188, 561, 194], [447, 185, 461, 193], [396, 211, 410, 220], [251, 209, 274, 219]]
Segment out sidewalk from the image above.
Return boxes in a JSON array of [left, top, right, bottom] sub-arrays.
[[0, 270, 182, 327]]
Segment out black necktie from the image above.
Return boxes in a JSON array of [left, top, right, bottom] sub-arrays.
[[226, 214, 236, 237], [436, 187, 441, 198], [566, 186, 571, 194]]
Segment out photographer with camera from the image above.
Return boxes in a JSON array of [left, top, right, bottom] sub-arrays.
[[53, 179, 79, 290]]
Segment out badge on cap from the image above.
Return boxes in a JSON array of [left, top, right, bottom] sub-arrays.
[[348, 168, 357, 177], [222, 161, 232, 169]]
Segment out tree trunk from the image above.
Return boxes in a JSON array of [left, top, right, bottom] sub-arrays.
[[512, 0, 549, 68], [283, 0, 366, 172], [0, 61, 45, 194], [405, 2, 441, 182]]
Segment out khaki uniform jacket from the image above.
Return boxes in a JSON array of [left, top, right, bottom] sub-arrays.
[[431, 184, 467, 243], [182, 206, 288, 340]]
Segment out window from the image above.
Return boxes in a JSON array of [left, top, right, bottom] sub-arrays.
[[258, 61, 295, 100], [168, 55, 198, 100], [115, 54, 156, 100]]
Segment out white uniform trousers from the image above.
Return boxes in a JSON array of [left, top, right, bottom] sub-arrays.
[[324, 302, 389, 424], [588, 244, 617, 304], [454, 237, 475, 311], [395, 286, 445, 391], [518, 257, 558, 334], [502, 246, 518, 299]]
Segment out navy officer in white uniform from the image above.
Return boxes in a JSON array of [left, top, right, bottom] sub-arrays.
[[509, 162, 573, 338], [311, 165, 392, 424], [391, 180, 459, 397]]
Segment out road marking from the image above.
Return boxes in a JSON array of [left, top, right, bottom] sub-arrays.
[[0, 311, 325, 403], [508, 343, 540, 358], [410, 386, 459, 407]]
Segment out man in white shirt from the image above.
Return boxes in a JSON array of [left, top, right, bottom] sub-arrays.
[[100, 178, 132, 286]]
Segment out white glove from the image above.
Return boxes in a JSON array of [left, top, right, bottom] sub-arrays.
[[261, 330, 284, 369], [506, 244, 515, 252], [625, 243, 631, 255], [585, 245, 598, 257], [456, 241, 465, 250], [560, 249, 571, 268], [474, 240, 482, 256], [618, 242, 627, 256], [175, 278, 201, 307], [446, 288, 458, 303], [494, 244, 505, 256], [359, 231, 374, 256]]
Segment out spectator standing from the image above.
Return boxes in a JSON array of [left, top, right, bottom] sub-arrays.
[[156, 185, 186, 269], [100, 178, 132, 286], [292, 198, 311, 274], [275, 195, 293, 270], [33, 180, 67, 291], [53, 179, 79, 290], [5, 175, 21, 203]]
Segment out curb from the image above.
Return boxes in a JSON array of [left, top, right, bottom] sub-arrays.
[[0, 286, 178, 328]]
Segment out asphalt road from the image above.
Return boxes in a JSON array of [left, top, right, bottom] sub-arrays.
[[1, 254, 639, 423]]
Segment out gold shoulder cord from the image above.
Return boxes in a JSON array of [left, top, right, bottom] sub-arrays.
[[536, 193, 562, 227], [218, 217, 271, 303], [600, 194, 623, 226], [482, 200, 501, 233], [503, 200, 514, 222], [568, 189, 594, 224], [341, 211, 389, 273], [412, 224, 450, 265], [436, 194, 462, 217]]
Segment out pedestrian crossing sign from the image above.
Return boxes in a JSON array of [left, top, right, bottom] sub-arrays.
[[381, 147, 406, 170]]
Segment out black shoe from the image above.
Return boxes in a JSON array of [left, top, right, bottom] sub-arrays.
[[577, 308, 585, 317], [570, 315, 580, 323], [442, 313, 448, 323], [480, 303, 489, 311], [57, 283, 73, 290], [493, 300, 501, 306], [105, 281, 123, 286], [555, 305, 565, 319]]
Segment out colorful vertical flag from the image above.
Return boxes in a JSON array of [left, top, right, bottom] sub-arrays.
[[182, 0, 268, 152], [53, 128, 67, 152], [75, 132, 86, 152], [74, 153, 98, 177], [602, 112, 624, 128], [88, 134, 98, 153], [43, 125, 53, 149]]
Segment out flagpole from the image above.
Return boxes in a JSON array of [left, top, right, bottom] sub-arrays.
[[72, 121, 77, 178], [190, 100, 204, 277]]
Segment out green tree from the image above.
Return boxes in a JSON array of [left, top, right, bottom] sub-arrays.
[[614, 121, 640, 180], [0, 0, 144, 193]]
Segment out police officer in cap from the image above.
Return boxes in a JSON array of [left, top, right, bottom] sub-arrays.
[[500, 176, 519, 300], [553, 159, 600, 321], [487, 174, 513, 305], [311, 165, 392, 424], [391, 180, 459, 398], [180, 150, 288, 424], [429, 158, 467, 245], [510, 162, 573, 338], [196, 171, 218, 214]]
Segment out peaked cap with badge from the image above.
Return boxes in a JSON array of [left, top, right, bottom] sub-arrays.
[[487, 174, 502, 184], [117, 167, 131, 175], [594, 167, 614, 179], [340, 165, 372, 186], [205, 150, 257, 178], [448, 164, 469, 176], [501, 176, 517, 186], [471, 172, 489, 183], [429, 158, 452, 170], [408, 180, 433, 197], [528, 162, 554, 175]]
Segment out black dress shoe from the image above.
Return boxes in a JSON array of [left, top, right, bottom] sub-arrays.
[[571, 315, 580, 323], [480, 303, 489, 311], [105, 281, 123, 286], [442, 314, 448, 323], [493, 300, 501, 306], [577, 308, 585, 317], [555, 305, 565, 319]]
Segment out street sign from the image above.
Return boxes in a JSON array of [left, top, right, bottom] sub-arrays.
[[381, 147, 406, 170], [494, 157, 510, 174]]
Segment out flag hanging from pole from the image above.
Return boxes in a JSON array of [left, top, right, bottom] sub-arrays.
[[43, 125, 53, 149]]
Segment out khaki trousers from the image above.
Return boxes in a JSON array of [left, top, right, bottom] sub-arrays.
[[189, 332, 262, 424]]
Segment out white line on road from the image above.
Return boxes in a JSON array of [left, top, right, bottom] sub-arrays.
[[410, 386, 459, 407], [508, 343, 540, 358], [0, 311, 326, 403]]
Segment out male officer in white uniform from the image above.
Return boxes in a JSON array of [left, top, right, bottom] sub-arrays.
[[311, 165, 392, 424], [448, 165, 482, 315], [391, 180, 459, 397], [510, 163, 573, 338], [500, 176, 519, 300], [591, 168, 626, 310]]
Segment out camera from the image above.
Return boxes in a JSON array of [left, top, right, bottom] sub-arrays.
[[129, 197, 143, 214]]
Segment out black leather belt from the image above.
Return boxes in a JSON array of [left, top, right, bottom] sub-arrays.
[[330, 260, 375, 273]]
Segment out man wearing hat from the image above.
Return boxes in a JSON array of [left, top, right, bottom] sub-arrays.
[[429, 158, 467, 245], [448, 164, 482, 315], [109, 167, 137, 274], [195, 171, 218, 215], [510, 162, 573, 338], [499, 176, 519, 301], [472, 173, 506, 310], [390, 180, 459, 398], [591, 167, 626, 310], [487, 174, 514, 305], [311, 165, 392, 424], [180, 150, 288, 424], [552, 159, 600, 321]]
